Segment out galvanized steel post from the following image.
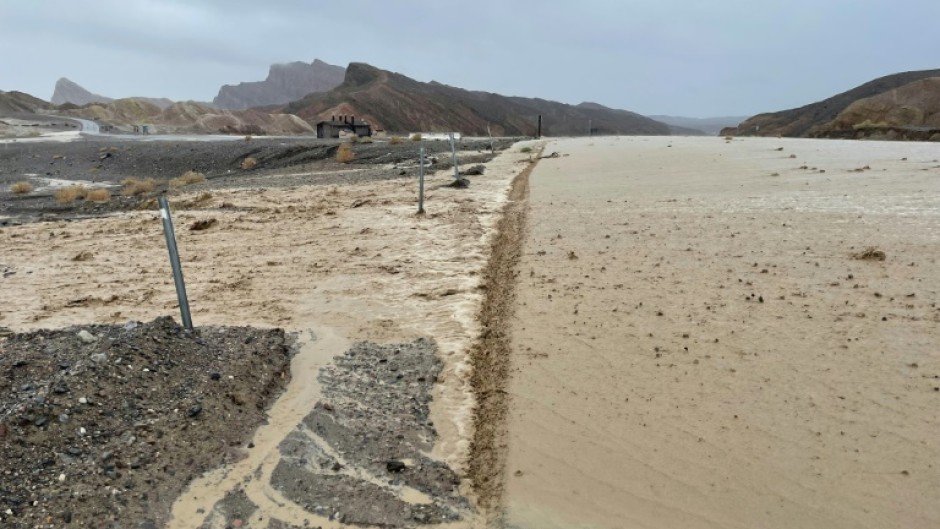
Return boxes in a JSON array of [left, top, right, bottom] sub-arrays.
[[448, 132, 459, 181], [157, 197, 194, 331], [418, 145, 426, 214]]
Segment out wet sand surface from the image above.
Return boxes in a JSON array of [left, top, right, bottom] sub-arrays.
[[505, 136, 940, 529], [0, 142, 536, 528]]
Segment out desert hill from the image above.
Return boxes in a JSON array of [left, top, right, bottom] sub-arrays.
[[812, 77, 940, 141], [729, 69, 940, 137], [214, 59, 346, 110], [60, 99, 313, 135], [0, 90, 53, 114], [286, 63, 671, 136]]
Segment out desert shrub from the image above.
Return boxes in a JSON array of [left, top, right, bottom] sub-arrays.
[[348, 134, 359, 144], [519, 146, 532, 153], [360, 136, 373, 144], [244, 134, 252, 143], [336, 143, 354, 164], [389, 136, 403, 145], [10, 181, 32, 194], [86, 188, 111, 202], [55, 185, 88, 203], [240, 157, 257, 170], [121, 178, 157, 197], [169, 170, 206, 188], [411, 133, 423, 142]]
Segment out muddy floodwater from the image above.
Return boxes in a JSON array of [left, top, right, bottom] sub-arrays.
[[504, 136, 940, 529]]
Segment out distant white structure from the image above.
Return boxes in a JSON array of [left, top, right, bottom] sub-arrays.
[[410, 132, 461, 141]]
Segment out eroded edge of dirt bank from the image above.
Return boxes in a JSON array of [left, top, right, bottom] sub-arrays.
[[466, 147, 541, 524]]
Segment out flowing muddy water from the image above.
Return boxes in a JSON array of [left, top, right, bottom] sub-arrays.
[[504, 136, 940, 529], [0, 142, 539, 527]]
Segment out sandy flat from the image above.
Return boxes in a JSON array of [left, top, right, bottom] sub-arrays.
[[505, 136, 940, 529]]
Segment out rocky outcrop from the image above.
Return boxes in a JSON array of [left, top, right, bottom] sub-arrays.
[[213, 59, 346, 109], [51, 78, 114, 106], [286, 63, 671, 136]]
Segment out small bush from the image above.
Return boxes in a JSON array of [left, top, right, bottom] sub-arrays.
[[360, 136, 374, 144], [519, 146, 532, 153], [11, 181, 32, 194], [55, 185, 88, 203], [121, 178, 157, 197], [411, 133, 423, 142], [86, 188, 111, 202], [244, 135, 252, 143], [348, 134, 359, 144], [169, 170, 206, 189], [389, 136, 403, 145], [240, 157, 257, 170], [336, 143, 355, 164]]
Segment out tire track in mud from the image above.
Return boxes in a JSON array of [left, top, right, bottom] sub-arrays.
[[467, 148, 541, 525]]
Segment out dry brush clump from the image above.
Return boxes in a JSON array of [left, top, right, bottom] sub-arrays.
[[54, 185, 88, 204], [411, 133, 423, 142], [240, 157, 258, 170], [86, 188, 111, 203], [10, 181, 33, 194], [389, 136, 403, 145], [121, 178, 157, 197], [336, 143, 355, 164], [853, 247, 886, 261], [169, 170, 206, 189]]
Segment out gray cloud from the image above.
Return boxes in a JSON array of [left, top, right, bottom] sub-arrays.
[[1, 0, 938, 117]]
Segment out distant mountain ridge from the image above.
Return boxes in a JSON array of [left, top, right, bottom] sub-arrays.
[[648, 115, 749, 136], [213, 59, 346, 109], [286, 63, 671, 136], [729, 69, 940, 138]]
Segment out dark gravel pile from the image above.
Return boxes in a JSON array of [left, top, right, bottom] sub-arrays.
[[0, 317, 294, 529], [200, 339, 471, 528]]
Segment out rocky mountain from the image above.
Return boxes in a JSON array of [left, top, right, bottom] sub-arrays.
[[51, 77, 114, 106], [213, 59, 346, 110], [728, 69, 940, 137], [285, 63, 671, 136], [0, 90, 52, 114], [60, 99, 313, 135], [648, 115, 749, 136]]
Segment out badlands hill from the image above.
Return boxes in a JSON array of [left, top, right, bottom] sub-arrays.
[[60, 99, 313, 135], [213, 59, 346, 109], [729, 69, 940, 138], [52, 77, 175, 109], [0, 90, 53, 114], [286, 63, 671, 136], [812, 77, 940, 140]]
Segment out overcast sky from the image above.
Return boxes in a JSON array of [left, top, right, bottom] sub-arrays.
[[1, 0, 938, 117]]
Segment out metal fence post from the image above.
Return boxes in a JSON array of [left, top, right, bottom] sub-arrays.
[[448, 132, 459, 182], [418, 145, 426, 214], [157, 197, 194, 330]]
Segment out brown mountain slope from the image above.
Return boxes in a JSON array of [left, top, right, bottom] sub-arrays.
[[731, 69, 940, 137], [812, 77, 940, 140], [61, 99, 313, 135], [285, 63, 670, 136], [214, 59, 346, 109], [0, 91, 52, 114]]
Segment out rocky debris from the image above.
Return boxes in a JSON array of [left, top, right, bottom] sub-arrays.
[[260, 339, 469, 527], [853, 247, 887, 261], [0, 317, 294, 529]]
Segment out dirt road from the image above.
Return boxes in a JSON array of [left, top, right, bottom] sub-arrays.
[[504, 136, 940, 529]]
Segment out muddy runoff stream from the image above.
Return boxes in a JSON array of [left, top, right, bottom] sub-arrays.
[[0, 141, 543, 527]]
